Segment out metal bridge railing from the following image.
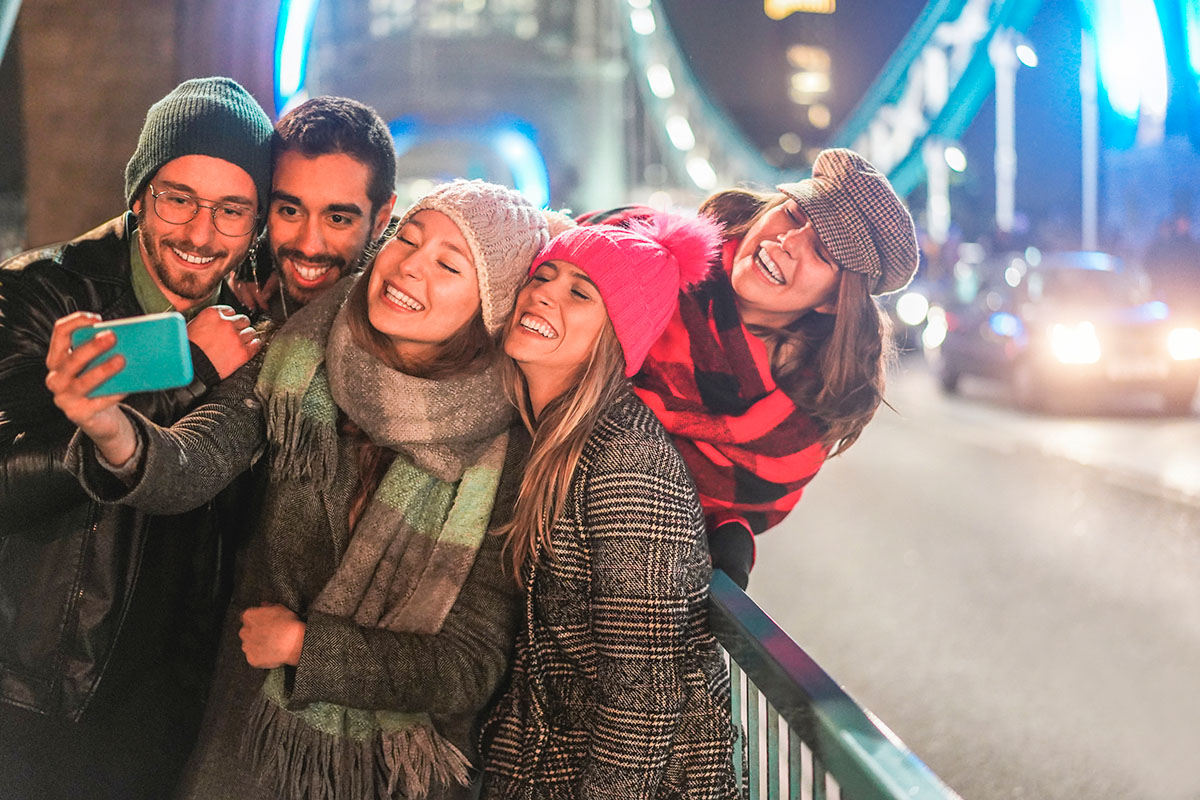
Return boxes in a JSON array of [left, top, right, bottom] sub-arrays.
[[709, 570, 963, 800]]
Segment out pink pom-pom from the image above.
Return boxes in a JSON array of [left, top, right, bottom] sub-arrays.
[[626, 211, 724, 289]]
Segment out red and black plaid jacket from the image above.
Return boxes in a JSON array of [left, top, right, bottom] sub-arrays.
[[579, 207, 830, 581]]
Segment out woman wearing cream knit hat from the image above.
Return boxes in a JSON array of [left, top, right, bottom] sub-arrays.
[[579, 147, 920, 589], [62, 179, 550, 800]]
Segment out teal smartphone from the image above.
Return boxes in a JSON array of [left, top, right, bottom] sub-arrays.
[[70, 311, 193, 397]]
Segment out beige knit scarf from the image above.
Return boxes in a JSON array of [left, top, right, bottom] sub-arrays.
[[248, 275, 512, 799]]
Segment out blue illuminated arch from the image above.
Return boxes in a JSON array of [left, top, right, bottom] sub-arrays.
[[1077, 0, 1169, 147], [389, 116, 551, 208], [274, 0, 321, 115]]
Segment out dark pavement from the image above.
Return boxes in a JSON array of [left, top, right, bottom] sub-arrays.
[[749, 356, 1200, 800]]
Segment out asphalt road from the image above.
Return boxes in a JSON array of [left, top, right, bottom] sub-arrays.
[[748, 355, 1200, 800]]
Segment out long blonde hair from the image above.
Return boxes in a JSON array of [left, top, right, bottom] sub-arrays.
[[700, 187, 894, 456], [497, 321, 628, 584]]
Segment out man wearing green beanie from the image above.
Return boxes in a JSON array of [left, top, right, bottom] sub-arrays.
[[0, 76, 273, 800]]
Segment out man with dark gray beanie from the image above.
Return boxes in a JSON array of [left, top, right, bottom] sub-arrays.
[[0, 76, 273, 799]]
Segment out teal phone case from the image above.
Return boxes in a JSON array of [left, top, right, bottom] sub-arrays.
[[70, 311, 193, 397]]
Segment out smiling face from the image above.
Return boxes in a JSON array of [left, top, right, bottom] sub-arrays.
[[729, 199, 842, 328], [365, 210, 481, 364], [504, 260, 610, 399], [132, 154, 257, 312], [268, 150, 394, 306]]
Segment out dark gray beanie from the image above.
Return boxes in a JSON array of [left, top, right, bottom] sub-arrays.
[[124, 77, 274, 212]]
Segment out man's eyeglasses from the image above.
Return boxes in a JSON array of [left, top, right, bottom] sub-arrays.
[[147, 184, 257, 237]]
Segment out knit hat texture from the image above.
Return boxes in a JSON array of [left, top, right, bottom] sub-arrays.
[[777, 148, 919, 295], [397, 179, 549, 335], [124, 77, 274, 212], [536, 211, 722, 376]]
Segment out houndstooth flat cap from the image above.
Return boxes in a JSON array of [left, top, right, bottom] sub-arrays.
[[778, 148, 919, 296]]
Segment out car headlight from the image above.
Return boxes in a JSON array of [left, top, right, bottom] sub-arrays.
[[895, 291, 930, 327], [1168, 327, 1200, 361], [922, 306, 948, 349], [1050, 321, 1101, 364]]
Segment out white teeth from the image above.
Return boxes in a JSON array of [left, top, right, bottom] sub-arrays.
[[519, 314, 557, 339], [294, 263, 331, 281], [172, 247, 215, 265], [384, 284, 424, 311], [756, 247, 786, 285]]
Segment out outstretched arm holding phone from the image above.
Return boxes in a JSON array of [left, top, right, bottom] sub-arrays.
[[45, 309, 261, 469]]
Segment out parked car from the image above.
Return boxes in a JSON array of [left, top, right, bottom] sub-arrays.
[[923, 249, 1200, 413]]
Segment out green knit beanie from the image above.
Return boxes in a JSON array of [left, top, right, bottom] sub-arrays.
[[124, 77, 274, 212]]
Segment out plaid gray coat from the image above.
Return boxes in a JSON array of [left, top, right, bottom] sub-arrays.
[[481, 392, 740, 800]]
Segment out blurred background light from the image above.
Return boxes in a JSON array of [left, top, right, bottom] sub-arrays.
[[790, 71, 830, 95], [1015, 42, 1038, 68], [765, 0, 835, 20], [646, 64, 676, 99], [493, 128, 551, 208], [808, 103, 832, 129], [274, 0, 321, 114], [944, 145, 967, 172], [1186, 0, 1200, 85], [895, 291, 930, 327], [1168, 327, 1200, 361], [665, 115, 696, 151], [1051, 321, 1102, 364], [630, 8, 656, 36], [686, 156, 718, 190], [388, 117, 550, 209], [1081, 0, 1168, 122]]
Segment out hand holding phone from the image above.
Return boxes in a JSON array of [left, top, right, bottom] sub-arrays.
[[45, 312, 156, 468]]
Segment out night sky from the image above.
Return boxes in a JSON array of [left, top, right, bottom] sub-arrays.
[[661, 0, 1086, 241]]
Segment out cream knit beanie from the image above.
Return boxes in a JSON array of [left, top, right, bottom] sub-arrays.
[[396, 180, 548, 334]]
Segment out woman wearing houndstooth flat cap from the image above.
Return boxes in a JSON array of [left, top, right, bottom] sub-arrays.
[[578, 147, 919, 589]]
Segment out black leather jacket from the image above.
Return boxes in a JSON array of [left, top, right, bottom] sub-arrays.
[[0, 213, 245, 719]]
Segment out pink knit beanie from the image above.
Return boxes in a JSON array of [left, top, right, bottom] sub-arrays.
[[534, 211, 723, 376]]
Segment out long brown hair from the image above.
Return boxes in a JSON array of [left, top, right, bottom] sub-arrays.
[[497, 321, 628, 584], [700, 187, 895, 456], [341, 258, 500, 529]]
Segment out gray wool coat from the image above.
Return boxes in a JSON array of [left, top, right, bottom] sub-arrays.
[[69, 356, 527, 800]]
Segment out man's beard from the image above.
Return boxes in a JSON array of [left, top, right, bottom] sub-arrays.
[[138, 208, 234, 301], [275, 247, 351, 305]]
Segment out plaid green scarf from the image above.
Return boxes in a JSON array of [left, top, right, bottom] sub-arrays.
[[248, 275, 512, 799]]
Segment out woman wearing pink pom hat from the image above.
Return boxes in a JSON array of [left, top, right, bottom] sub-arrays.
[[579, 147, 921, 590], [480, 211, 740, 800]]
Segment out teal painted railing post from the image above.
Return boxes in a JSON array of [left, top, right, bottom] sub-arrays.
[[709, 569, 963, 800]]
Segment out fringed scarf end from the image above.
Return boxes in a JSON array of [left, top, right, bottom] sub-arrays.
[[264, 392, 339, 489], [243, 692, 472, 800]]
